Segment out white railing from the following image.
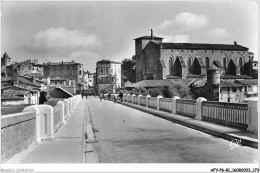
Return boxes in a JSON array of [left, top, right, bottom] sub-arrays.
[[159, 98, 172, 112], [202, 101, 248, 129], [176, 99, 196, 118], [148, 97, 157, 109]]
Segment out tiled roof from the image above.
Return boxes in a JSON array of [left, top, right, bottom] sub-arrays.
[[97, 59, 121, 64], [57, 87, 73, 97], [219, 81, 243, 87], [1, 90, 30, 100], [2, 85, 38, 92], [220, 74, 253, 79], [134, 36, 164, 40], [234, 79, 258, 85], [1, 77, 11, 81], [43, 61, 82, 66], [2, 52, 11, 59], [128, 80, 171, 88], [161, 43, 248, 51], [51, 77, 66, 81]]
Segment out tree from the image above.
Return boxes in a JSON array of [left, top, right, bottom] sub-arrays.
[[121, 55, 136, 83]]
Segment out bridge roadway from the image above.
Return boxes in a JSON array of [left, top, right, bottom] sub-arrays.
[[87, 97, 258, 163]]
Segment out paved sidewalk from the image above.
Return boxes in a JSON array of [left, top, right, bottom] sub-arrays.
[[119, 101, 258, 148], [14, 99, 86, 163]]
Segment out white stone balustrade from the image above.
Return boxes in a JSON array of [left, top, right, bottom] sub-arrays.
[[195, 97, 207, 120], [138, 95, 142, 105], [146, 95, 151, 107], [156, 95, 163, 110], [132, 94, 136, 104], [172, 96, 180, 114], [246, 100, 258, 133]]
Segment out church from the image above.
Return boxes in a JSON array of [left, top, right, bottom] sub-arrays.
[[134, 30, 254, 82]]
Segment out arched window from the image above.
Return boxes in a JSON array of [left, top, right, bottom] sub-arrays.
[[169, 57, 173, 72], [187, 57, 192, 71], [205, 57, 209, 69], [79, 70, 82, 75], [223, 57, 226, 70], [239, 57, 243, 69]]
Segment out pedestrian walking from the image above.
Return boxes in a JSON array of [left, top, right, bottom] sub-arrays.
[[81, 90, 84, 99], [119, 92, 123, 102], [108, 93, 111, 100]]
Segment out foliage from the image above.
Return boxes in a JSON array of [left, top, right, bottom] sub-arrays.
[[124, 83, 192, 99], [121, 56, 136, 83]]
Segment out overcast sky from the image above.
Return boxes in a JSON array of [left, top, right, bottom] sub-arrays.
[[1, 1, 259, 72]]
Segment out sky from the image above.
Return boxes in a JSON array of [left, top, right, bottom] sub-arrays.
[[1, 1, 259, 72]]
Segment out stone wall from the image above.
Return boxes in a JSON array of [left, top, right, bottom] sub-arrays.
[[1, 111, 36, 163]]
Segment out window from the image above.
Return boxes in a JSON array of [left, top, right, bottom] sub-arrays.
[[79, 70, 82, 75], [232, 87, 236, 92], [55, 82, 57, 85], [60, 82, 62, 85], [205, 50, 206, 53], [205, 57, 209, 69], [111, 69, 113, 74], [187, 57, 192, 71], [239, 57, 243, 69], [191, 50, 193, 53], [248, 86, 252, 92], [223, 57, 226, 70], [169, 57, 172, 72], [227, 87, 230, 92], [71, 81, 73, 85], [239, 87, 242, 92]]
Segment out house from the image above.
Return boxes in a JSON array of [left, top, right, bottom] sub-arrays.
[[42, 60, 84, 91], [96, 59, 121, 94], [192, 66, 258, 103], [1, 85, 39, 105]]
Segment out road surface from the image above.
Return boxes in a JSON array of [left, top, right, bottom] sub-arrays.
[[86, 97, 258, 163]]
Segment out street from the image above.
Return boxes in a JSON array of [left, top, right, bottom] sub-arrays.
[[86, 97, 258, 163]]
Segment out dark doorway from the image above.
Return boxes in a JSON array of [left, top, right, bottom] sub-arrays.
[[39, 91, 47, 104], [226, 59, 236, 75], [191, 58, 201, 75], [172, 57, 182, 77]]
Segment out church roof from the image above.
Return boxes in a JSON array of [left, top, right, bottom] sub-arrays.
[[2, 52, 11, 59], [134, 36, 164, 40], [161, 43, 248, 51]]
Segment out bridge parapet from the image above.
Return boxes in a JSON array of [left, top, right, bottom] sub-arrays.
[[122, 95, 258, 133], [1, 95, 82, 163]]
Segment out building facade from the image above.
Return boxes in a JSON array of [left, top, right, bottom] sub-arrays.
[[43, 61, 83, 91], [135, 30, 254, 82], [192, 67, 258, 103], [96, 59, 121, 94]]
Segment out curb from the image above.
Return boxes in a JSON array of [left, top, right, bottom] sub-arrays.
[[82, 100, 99, 163], [118, 101, 258, 149]]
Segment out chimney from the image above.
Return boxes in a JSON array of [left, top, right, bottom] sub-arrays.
[[151, 29, 153, 40], [234, 41, 237, 45]]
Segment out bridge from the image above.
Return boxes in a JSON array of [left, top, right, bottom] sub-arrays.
[[1, 95, 258, 166]]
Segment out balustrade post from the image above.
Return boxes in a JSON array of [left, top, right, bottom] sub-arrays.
[[23, 106, 41, 142], [146, 95, 151, 107], [246, 100, 258, 133], [57, 101, 65, 124], [123, 94, 126, 102], [172, 96, 180, 114], [156, 95, 163, 110], [127, 94, 131, 103], [195, 97, 207, 120], [138, 95, 142, 105], [132, 94, 136, 104]]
